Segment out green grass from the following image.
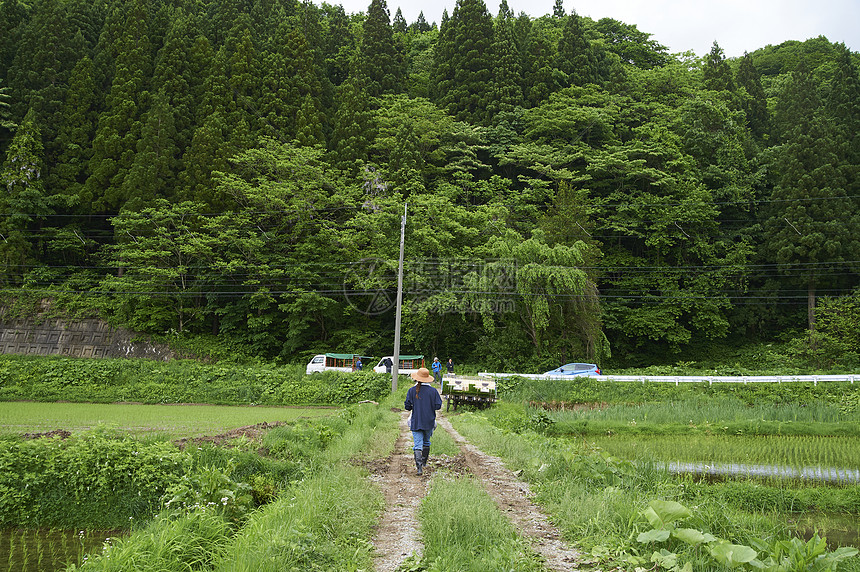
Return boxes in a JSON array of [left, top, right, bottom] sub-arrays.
[[0, 402, 334, 438], [215, 465, 381, 572], [449, 411, 860, 571], [551, 398, 854, 425], [589, 434, 860, 470], [67, 510, 233, 571], [416, 476, 546, 571]]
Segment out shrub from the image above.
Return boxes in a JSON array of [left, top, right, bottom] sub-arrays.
[[0, 427, 190, 528], [0, 355, 390, 406]]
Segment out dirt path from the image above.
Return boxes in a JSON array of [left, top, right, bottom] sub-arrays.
[[370, 411, 589, 572], [369, 411, 432, 572]]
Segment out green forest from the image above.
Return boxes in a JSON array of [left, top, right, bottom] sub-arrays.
[[1, 0, 859, 370]]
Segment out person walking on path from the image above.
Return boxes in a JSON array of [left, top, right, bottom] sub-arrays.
[[431, 357, 442, 385], [403, 367, 442, 475]]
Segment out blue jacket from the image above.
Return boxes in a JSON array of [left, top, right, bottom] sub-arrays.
[[404, 383, 442, 431], [431, 360, 442, 373]]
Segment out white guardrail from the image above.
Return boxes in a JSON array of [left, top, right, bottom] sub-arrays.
[[478, 373, 859, 386]]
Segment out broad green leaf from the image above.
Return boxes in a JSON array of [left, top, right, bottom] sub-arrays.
[[709, 541, 758, 566], [637, 529, 670, 543], [672, 527, 706, 545], [645, 499, 691, 527], [650, 549, 678, 568]]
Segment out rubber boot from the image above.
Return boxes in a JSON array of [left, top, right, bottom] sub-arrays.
[[414, 450, 423, 475], [422, 446, 430, 471]]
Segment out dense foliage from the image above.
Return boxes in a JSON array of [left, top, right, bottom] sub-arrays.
[[1, 0, 859, 369], [0, 426, 190, 527], [0, 354, 390, 404]]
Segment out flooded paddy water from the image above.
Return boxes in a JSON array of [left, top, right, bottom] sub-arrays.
[[0, 528, 122, 572]]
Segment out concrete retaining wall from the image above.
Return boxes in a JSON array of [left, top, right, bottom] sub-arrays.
[[0, 317, 176, 360]]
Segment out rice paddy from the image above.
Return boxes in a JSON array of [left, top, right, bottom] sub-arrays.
[[0, 402, 335, 438], [588, 434, 860, 470], [0, 528, 115, 571]]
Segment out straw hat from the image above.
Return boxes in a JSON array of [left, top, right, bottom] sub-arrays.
[[410, 367, 434, 383]]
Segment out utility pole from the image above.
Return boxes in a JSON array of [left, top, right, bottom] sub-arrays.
[[392, 203, 407, 392]]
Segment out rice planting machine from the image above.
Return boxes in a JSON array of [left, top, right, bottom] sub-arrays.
[[440, 375, 497, 411]]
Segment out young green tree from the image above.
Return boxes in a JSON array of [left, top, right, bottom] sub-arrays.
[[50, 56, 97, 210], [735, 52, 769, 140], [554, 10, 599, 87], [226, 23, 262, 135], [121, 90, 180, 209], [702, 40, 735, 92], [284, 24, 324, 138], [489, 0, 524, 116], [521, 19, 556, 107], [296, 93, 325, 147], [411, 11, 431, 33], [430, 9, 454, 103], [101, 199, 228, 333], [151, 9, 204, 160], [321, 3, 356, 88], [357, 0, 403, 97], [84, 0, 153, 212], [434, 0, 495, 124], [258, 21, 299, 139], [392, 7, 406, 33], [329, 77, 373, 175]]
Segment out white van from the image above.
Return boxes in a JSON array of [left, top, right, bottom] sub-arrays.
[[373, 355, 425, 375], [306, 353, 370, 375]]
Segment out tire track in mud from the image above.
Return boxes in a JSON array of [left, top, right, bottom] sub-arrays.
[[370, 410, 430, 572], [436, 415, 587, 572], [370, 411, 589, 572]]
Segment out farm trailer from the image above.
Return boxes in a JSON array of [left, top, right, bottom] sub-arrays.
[[441, 375, 497, 411]]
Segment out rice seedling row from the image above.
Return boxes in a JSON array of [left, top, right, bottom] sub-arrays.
[[588, 434, 860, 471], [0, 528, 114, 572]]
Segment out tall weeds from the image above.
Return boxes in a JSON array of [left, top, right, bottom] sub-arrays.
[[216, 465, 380, 571]]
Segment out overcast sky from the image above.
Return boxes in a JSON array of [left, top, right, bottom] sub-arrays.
[[334, 0, 859, 58]]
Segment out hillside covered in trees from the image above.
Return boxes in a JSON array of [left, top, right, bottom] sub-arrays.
[[1, 0, 858, 370]]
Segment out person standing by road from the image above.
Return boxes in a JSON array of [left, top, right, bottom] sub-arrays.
[[355, 356, 363, 371], [431, 357, 442, 384], [403, 367, 442, 475], [446, 358, 454, 375], [382, 356, 393, 374]]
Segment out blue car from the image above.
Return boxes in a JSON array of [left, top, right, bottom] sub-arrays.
[[544, 363, 601, 376]]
